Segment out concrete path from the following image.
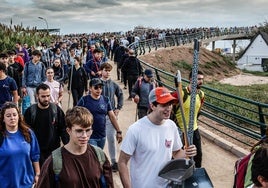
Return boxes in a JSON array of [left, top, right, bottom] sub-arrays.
[[61, 61, 247, 188]]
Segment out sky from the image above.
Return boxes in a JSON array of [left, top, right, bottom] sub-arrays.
[[0, 0, 267, 35]]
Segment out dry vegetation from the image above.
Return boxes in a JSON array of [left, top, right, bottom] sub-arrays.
[[139, 46, 241, 81]]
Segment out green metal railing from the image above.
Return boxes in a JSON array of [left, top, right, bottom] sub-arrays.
[[130, 27, 267, 148], [140, 60, 267, 147]]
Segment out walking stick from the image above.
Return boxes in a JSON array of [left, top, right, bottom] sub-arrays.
[[135, 104, 138, 122], [175, 70, 189, 147], [188, 39, 200, 145], [67, 61, 74, 109]]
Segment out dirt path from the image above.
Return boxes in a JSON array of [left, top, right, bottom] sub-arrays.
[[220, 73, 268, 85], [62, 62, 241, 188]]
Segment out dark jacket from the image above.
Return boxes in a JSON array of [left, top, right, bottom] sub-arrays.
[[122, 56, 142, 76]]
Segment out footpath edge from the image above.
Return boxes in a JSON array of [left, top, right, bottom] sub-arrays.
[[199, 126, 249, 158]]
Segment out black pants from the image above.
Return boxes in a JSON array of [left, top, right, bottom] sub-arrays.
[[180, 129, 202, 168], [138, 107, 149, 119], [127, 75, 138, 97], [72, 88, 84, 107], [193, 129, 202, 168]]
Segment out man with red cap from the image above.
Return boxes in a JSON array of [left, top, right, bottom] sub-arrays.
[[118, 87, 197, 188]]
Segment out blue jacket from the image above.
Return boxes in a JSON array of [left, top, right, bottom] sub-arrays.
[[22, 61, 46, 87], [101, 79, 123, 110]]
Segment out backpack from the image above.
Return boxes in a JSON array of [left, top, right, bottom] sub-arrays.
[[29, 103, 58, 126], [233, 137, 267, 188], [170, 87, 204, 124], [52, 145, 107, 187], [233, 153, 252, 188]]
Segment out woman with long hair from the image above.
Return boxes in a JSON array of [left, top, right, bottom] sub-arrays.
[[0, 102, 40, 187], [67, 56, 88, 107], [44, 67, 64, 108]]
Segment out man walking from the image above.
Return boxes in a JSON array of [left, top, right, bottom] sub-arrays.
[[131, 68, 157, 119], [21, 50, 46, 104], [100, 63, 123, 172], [121, 49, 142, 99], [118, 87, 197, 188], [174, 70, 205, 168], [24, 83, 69, 166], [77, 78, 123, 149]]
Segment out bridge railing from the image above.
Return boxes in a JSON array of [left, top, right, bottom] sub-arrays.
[[139, 60, 267, 147], [130, 27, 267, 148], [129, 27, 256, 55]]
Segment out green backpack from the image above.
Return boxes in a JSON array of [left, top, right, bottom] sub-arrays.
[[52, 145, 106, 186]]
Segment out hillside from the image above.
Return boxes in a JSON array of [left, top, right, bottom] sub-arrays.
[[139, 46, 241, 82]]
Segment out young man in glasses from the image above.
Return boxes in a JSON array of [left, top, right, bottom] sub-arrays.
[[77, 78, 123, 149], [36, 106, 114, 188]]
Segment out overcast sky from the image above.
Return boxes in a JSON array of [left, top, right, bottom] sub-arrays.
[[0, 0, 267, 34]]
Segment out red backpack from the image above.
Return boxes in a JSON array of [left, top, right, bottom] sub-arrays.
[[233, 153, 252, 188]]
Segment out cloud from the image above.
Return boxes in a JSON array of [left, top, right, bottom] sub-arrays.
[[0, 0, 267, 34]]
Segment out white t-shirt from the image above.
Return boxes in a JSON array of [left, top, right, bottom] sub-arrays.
[[120, 116, 182, 188], [44, 80, 63, 108]]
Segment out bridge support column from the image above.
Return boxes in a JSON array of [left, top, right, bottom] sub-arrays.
[[212, 41, 215, 51], [232, 40, 237, 64]]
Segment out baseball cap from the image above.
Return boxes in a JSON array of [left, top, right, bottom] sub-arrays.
[[89, 78, 103, 86], [144, 69, 153, 78], [149, 87, 177, 104]]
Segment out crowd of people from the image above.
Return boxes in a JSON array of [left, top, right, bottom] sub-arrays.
[[0, 27, 267, 188]]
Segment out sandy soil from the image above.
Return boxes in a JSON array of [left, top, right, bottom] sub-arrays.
[[219, 73, 268, 86]]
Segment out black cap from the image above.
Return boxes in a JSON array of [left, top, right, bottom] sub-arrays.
[[144, 69, 153, 78], [89, 78, 103, 86]]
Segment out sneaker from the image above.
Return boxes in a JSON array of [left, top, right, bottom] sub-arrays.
[[112, 162, 118, 172], [123, 86, 127, 89]]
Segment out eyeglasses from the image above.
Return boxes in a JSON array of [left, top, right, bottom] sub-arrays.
[[93, 85, 103, 90], [73, 128, 93, 137]]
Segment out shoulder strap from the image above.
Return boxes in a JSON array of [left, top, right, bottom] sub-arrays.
[[52, 147, 63, 182], [91, 144, 106, 171], [0, 133, 3, 147], [30, 104, 37, 125], [182, 87, 189, 103], [50, 103, 58, 122], [182, 87, 203, 103]]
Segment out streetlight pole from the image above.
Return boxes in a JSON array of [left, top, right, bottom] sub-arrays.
[[38, 16, 49, 34]]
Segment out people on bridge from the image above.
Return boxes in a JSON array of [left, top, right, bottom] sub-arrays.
[[173, 70, 205, 168], [100, 63, 124, 172], [77, 78, 123, 149], [0, 102, 40, 188], [118, 87, 197, 188], [24, 83, 69, 166], [36, 106, 114, 188], [131, 68, 157, 119]]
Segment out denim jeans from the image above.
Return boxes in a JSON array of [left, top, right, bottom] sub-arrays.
[[105, 116, 117, 164], [89, 137, 106, 149], [26, 87, 37, 105]]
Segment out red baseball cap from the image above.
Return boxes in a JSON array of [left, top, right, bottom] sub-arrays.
[[149, 87, 177, 104]]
